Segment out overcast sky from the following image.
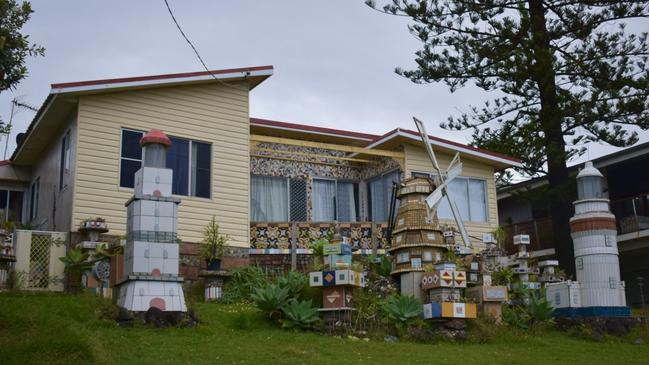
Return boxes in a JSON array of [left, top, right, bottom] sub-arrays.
[[1, 0, 647, 171]]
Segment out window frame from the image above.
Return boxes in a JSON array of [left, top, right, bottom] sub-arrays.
[[410, 170, 489, 223], [30, 177, 40, 222], [311, 177, 359, 222], [118, 128, 212, 199], [59, 129, 71, 191], [0, 189, 26, 223]]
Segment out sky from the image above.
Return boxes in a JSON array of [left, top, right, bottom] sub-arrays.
[[1, 0, 648, 172]]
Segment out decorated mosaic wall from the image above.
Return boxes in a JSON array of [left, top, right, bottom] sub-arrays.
[[250, 142, 403, 222], [250, 222, 389, 250]]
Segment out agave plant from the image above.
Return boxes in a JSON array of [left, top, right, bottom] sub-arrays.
[[59, 246, 94, 293], [276, 271, 306, 299], [281, 299, 320, 330], [251, 283, 291, 319], [527, 291, 554, 325], [382, 294, 422, 328]]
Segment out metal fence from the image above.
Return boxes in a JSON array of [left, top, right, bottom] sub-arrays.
[[13, 230, 67, 292]]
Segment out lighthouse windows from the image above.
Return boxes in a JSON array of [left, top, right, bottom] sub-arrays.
[[609, 277, 617, 289], [605, 235, 613, 247], [576, 257, 584, 270]]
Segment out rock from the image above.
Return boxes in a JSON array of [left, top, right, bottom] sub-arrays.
[[384, 335, 398, 342], [115, 307, 135, 327], [144, 307, 167, 327], [363, 338, 370, 342], [634, 337, 645, 345], [347, 335, 359, 341], [444, 319, 467, 330]]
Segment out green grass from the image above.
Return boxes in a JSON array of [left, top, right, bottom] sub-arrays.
[[0, 292, 647, 365]]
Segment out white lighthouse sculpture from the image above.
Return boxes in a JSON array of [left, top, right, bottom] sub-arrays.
[[547, 161, 629, 316], [117, 129, 187, 312]]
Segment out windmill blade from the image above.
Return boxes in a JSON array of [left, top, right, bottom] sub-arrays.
[[447, 194, 472, 249], [424, 161, 462, 208], [413, 117, 442, 176]]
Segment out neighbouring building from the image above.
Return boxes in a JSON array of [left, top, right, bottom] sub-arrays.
[[0, 66, 521, 282], [498, 142, 649, 306]]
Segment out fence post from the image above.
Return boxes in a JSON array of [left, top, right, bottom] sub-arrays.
[[291, 223, 297, 271]]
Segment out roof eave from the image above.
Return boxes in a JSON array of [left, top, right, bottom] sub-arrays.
[[367, 129, 523, 169], [50, 67, 274, 95]]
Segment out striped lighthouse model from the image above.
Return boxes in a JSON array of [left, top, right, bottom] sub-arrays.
[[117, 129, 187, 312], [547, 161, 630, 317]]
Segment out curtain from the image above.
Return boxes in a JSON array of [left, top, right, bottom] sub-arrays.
[[250, 176, 288, 221], [337, 182, 356, 222], [468, 179, 487, 222], [370, 178, 385, 221], [313, 179, 336, 221]]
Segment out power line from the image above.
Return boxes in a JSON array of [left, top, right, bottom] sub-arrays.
[[162, 0, 243, 89]]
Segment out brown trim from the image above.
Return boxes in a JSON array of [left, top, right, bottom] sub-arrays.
[[570, 217, 617, 233], [250, 117, 379, 141], [51, 65, 274, 89]]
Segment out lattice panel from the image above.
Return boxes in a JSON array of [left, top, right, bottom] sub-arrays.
[[29, 234, 52, 288]]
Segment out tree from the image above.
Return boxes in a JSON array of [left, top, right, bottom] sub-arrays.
[[0, 0, 44, 127], [367, 0, 649, 274]]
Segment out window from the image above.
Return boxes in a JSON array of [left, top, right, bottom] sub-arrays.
[[368, 170, 400, 222], [250, 175, 308, 222], [0, 189, 25, 223], [59, 130, 71, 190], [312, 178, 358, 222], [119, 129, 211, 198], [412, 171, 488, 223], [30, 178, 39, 221]]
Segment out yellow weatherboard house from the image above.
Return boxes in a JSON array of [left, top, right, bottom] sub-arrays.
[[0, 65, 521, 277]]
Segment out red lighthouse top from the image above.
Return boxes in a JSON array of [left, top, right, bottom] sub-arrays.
[[139, 129, 171, 147]]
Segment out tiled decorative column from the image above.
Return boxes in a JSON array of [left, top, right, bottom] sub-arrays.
[[117, 129, 186, 312]]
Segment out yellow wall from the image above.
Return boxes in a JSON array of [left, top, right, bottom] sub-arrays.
[[403, 143, 499, 249], [73, 82, 250, 246]]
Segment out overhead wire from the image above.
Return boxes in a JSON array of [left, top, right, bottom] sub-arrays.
[[162, 0, 245, 90]]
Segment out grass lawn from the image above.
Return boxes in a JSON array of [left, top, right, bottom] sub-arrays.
[[0, 292, 647, 365]]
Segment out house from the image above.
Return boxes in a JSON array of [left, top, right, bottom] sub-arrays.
[[0, 66, 521, 279], [497, 142, 649, 305]]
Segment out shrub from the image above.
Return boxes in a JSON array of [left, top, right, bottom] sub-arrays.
[[491, 266, 514, 286], [281, 299, 320, 330], [382, 294, 422, 328], [276, 271, 306, 299], [251, 284, 291, 319], [221, 266, 266, 303], [371, 255, 392, 277]]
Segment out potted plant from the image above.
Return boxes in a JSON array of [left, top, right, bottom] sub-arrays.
[[200, 216, 228, 271], [59, 245, 94, 293]]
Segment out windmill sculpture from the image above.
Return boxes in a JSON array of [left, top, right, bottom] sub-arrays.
[[413, 117, 472, 254]]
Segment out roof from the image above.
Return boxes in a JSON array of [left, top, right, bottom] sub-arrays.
[[250, 119, 522, 168], [498, 139, 649, 199], [365, 128, 523, 169], [250, 117, 379, 141], [12, 66, 274, 163], [50, 65, 274, 94]]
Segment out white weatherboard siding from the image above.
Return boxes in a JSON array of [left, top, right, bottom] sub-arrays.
[[73, 82, 250, 246], [404, 144, 499, 248]]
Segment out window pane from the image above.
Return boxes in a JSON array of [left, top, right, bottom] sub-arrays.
[[370, 177, 385, 221], [121, 130, 143, 160], [191, 141, 211, 198], [313, 179, 336, 221], [167, 137, 189, 196], [289, 179, 307, 221], [438, 178, 469, 220], [411, 172, 430, 178], [250, 176, 288, 221], [120, 159, 142, 188], [468, 179, 487, 222], [0, 190, 7, 222], [9, 191, 24, 222], [337, 182, 357, 222]]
